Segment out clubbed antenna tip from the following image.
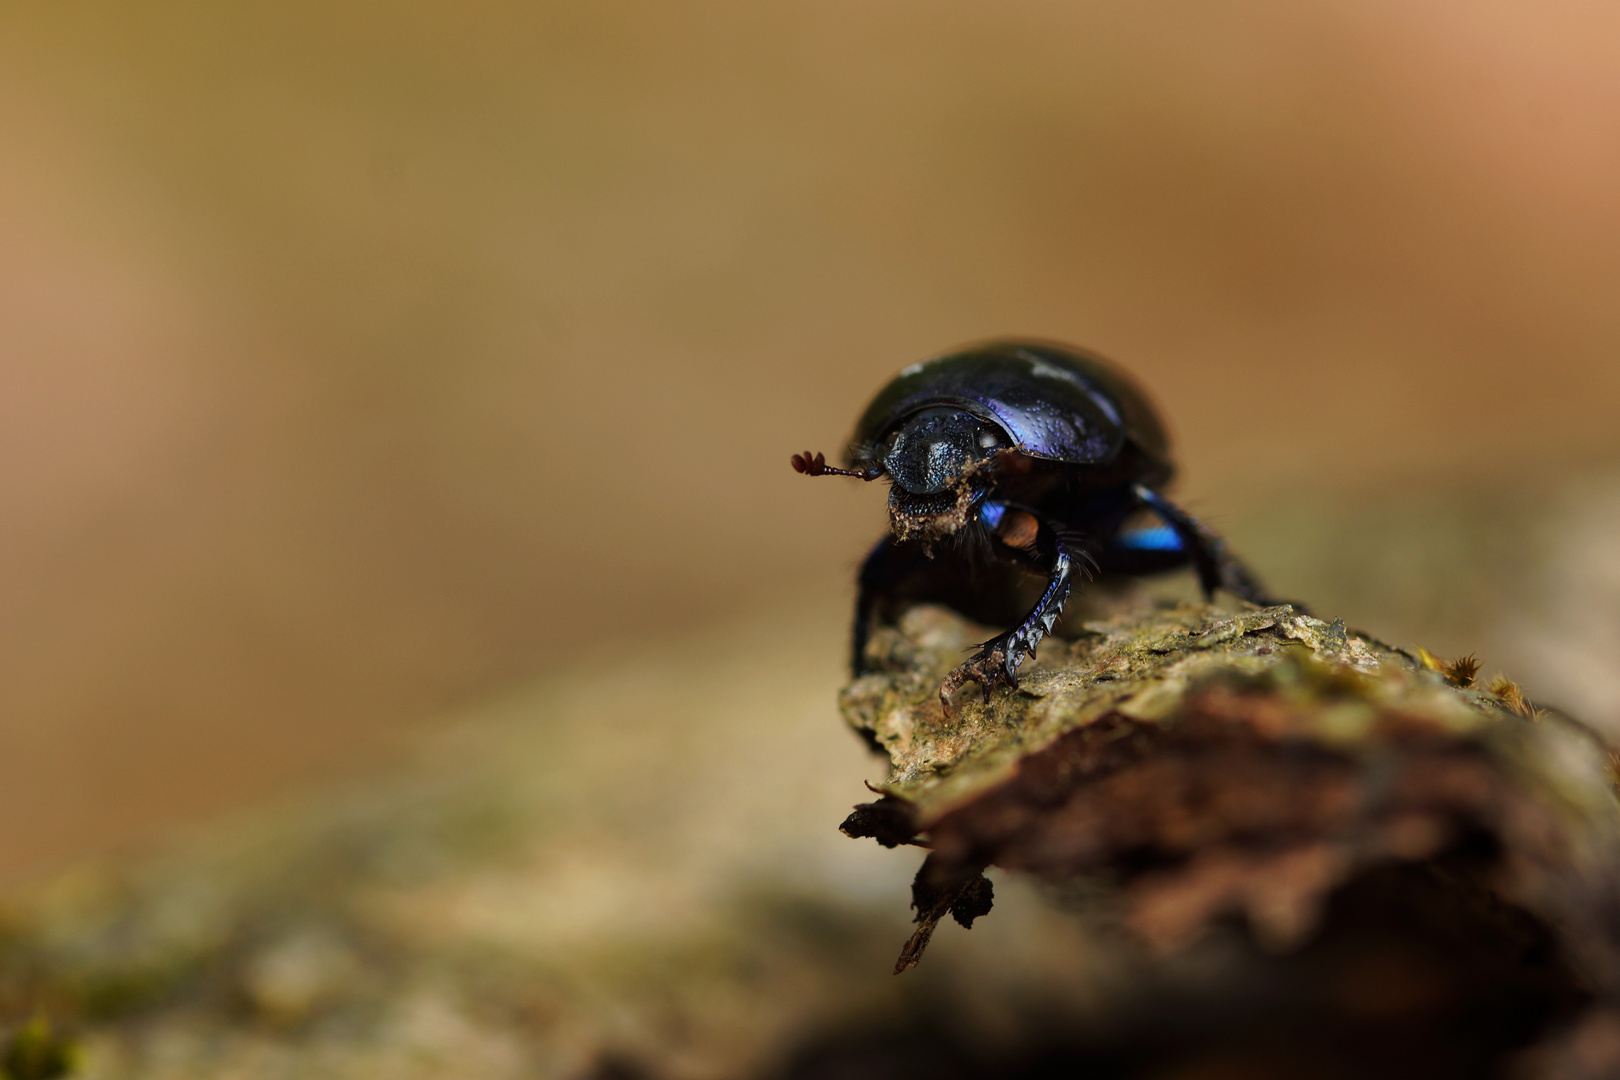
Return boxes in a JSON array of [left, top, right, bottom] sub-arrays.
[[791, 451, 881, 480]]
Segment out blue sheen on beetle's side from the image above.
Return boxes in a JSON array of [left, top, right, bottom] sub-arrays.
[[1116, 525, 1183, 552], [979, 501, 1007, 529]]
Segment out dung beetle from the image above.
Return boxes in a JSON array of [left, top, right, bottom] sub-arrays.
[[792, 339, 1275, 703]]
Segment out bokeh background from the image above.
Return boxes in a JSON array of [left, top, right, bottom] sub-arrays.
[[4, 0, 1620, 885]]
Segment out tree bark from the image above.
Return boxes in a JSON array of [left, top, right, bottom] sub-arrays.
[[839, 594, 1620, 1077]]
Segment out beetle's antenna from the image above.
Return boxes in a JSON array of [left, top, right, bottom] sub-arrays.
[[791, 451, 883, 481]]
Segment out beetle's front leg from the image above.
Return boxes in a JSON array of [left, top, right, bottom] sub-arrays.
[[940, 509, 1074, 706]]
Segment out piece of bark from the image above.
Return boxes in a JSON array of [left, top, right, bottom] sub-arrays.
[[841, 595, 1620, 1074]]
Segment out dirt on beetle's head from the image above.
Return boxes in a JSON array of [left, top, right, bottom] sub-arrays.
[[882, 408, 1009, 545]]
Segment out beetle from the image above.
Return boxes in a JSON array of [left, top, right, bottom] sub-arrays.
[[792, 339, 1276, 704]]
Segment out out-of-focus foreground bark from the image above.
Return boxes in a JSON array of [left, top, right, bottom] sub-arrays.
[[3, 576, 1620, 1079]]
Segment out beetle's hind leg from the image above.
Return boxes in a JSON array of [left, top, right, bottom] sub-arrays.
[[940, 515, 1075, 707], [1129, 485, 1275, 605]]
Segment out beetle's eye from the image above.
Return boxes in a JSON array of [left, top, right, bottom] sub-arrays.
[[978, 431, 1001, 450]]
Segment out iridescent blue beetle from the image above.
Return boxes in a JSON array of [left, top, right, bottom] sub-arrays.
[[792, 339, 1274, 704]]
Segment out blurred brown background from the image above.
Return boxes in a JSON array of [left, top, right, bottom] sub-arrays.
[[2, 0, 1619, 884]]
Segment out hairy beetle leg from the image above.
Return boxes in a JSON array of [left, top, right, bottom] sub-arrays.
[[939, 528, 1075, 711]]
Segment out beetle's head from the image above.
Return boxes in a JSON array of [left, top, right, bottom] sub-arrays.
[[881, 407, 1009, 544], [791, 405, 1014, 546]]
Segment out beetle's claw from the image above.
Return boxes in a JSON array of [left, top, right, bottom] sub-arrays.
[[939, 640, 1020, 712]]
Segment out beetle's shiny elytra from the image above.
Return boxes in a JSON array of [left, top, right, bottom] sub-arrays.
[[851, 342, 1168, 471], [792, 339, 1276, 708]]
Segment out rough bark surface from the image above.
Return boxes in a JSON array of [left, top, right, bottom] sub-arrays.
[[841, 596, 1620, 1076]]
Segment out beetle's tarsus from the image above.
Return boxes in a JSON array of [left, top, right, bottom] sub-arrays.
[[939, 644, 1019, 711]]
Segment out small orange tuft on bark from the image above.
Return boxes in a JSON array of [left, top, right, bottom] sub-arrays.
[[1416, 647, 1481, 689], [1488, 675, 1538, 720], [1443, 654, 1480, 687]]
